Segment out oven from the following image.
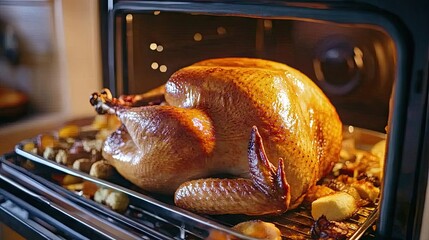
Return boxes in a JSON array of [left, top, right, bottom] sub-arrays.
[[1, 0, 428, 239]]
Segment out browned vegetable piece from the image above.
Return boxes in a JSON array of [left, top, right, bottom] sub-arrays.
[[72, 158, 94, 173], [351, 180, 380, 202], [23, 142, 36, 152], [58, 125, 80, 139], [304, 185, 336, 204], [94, 188, 113, 203], [89, 160, 115, 179], [69, 141, 91, 157], [68, 140, 101, 162], [82, 181, 98, 198], [94, 188, 129, 213], [232, 220, 282, 240], [105, 191, 129, 212], [43, 147, 57, 160], [311, 215, 348, 239], [311, 192, 357, 221], [63, 181, 97, 199], [62, 175, 83, 185], [36, 134, 57, 154], [56, 149, 75, 165], [64, 183, 84, 191], [52, 174, 82, 185], [341, 186, 361, 201], [206, 230, 231, 240]]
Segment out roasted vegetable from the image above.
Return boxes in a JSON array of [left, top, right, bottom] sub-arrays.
[[105, 191, 129, 212], [58, 125, 80, 139], [311, 215, 348, 239], [36, 134, 57, 154], [90, 160, 115, 179], [94, 188, 129, 212], [311, 192, 357, 221], [233, 220, 282, 240], [72, 158, 94, 173]]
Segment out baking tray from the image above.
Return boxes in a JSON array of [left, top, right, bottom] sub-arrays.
[[13, 126, 384, 239]]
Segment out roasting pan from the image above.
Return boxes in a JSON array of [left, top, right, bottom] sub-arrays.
[[2, 125, 383, 239]]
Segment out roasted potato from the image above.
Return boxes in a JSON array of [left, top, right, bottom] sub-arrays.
[[311, 192, 357, 221], [232, 220, 281, 240], [94, 188, 129, 212], [90, 160, 115, 179], [105, 191, 129, 212], [94, 188, 113, 203], [72, 158, 94, 173]]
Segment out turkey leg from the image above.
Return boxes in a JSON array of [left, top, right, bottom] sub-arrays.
[[174, 126, 291, 215]]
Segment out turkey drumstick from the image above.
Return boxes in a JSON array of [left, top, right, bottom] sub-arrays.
[[174, 126, 291, 215]]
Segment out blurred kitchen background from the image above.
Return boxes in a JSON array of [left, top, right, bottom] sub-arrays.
[[0, 0, 102, 154]]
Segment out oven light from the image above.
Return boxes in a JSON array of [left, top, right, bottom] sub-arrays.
[[151, 62, 159, 70], [160, 65, 168, 72], [348, 125, 355, 133], [126, 14, 133, 23], [217, 27, 227, 35], [154, 11, 161, 15], [194, 33, 203, 41], [149, 43, 157, 50], [264, 20, 272, 30]]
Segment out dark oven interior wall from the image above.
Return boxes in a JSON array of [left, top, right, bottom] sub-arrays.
[[121, 12, 395, 132]]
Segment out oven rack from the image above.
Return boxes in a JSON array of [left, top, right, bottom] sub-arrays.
[[12, 146, 254, 240], [12, 130, 380, 239]]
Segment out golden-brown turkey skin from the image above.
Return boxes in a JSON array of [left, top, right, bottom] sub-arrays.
[[102, 58, 342, 207], [175, 178, 285, 215], [103, 106, 216, 194], [174, 126, 291, 215], [165, 58, 342, 205]]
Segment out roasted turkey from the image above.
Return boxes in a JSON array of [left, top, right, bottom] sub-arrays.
[[90, 58, 342, 215]]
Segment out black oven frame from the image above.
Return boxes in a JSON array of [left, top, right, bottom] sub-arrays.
[[98, 1, 429, 239]]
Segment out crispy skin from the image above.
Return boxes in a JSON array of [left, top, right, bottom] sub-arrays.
[[102, 58, 342, 208], [174, 127, 290, 215], [103, 106, 215, 194], [175, 178, 282, 215]]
